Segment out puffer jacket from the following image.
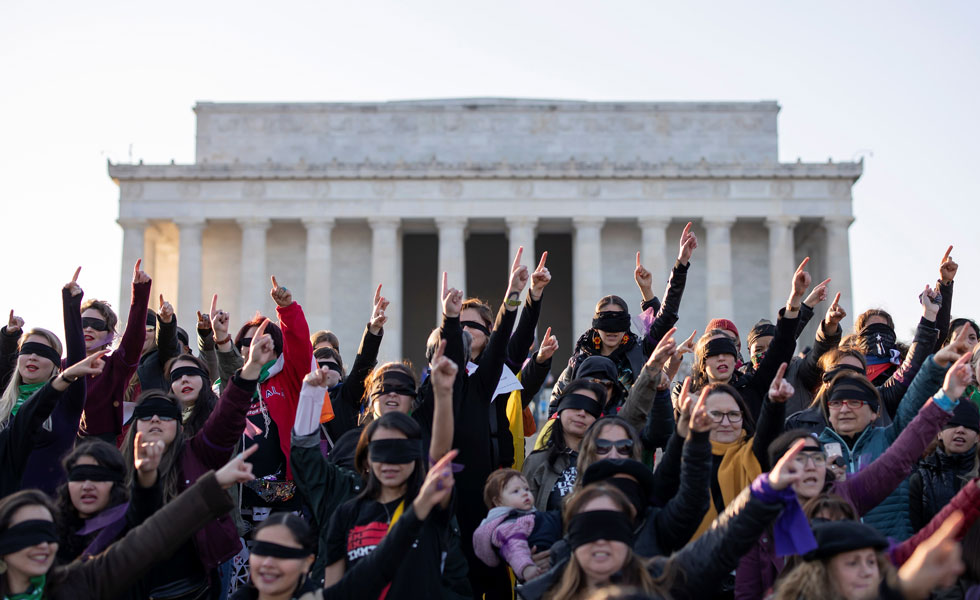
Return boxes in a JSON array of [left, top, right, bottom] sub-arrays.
[[909, 444, 977, 532], [516, 474, 785, 600], [818, 354, 949, 540]]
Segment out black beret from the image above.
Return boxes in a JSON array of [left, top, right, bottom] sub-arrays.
[[803, 520, 888, 562]]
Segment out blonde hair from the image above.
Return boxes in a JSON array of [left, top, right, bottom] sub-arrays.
[[0, 328, 63, 426], [773, 551, 895, 600]]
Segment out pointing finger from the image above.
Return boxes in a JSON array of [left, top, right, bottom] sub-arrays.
[[270, 275, 279, 291], [816, 277, 831, 289], [442, 272, 448, 296], [72, 266, 81, 283], [537, 251, 548, 271], [374, 283, 383, 306], [255, 318, 270, 339], [943, 245, 953, 262], [210, 294, 218, 316], [682, 221, 692, 238], [159, 294, 164, 308], [684, 330, 697, 345], [134, 258, 142, 273], [635, 251, 641, 268], [543, 326, 552, 342], [239, 443, 260, 460], [692, 387, 710, 418], [774, 362, 788, 384], [831, 292, 841, 308], [512, 246, 524, 272], [681, 376, 691, 401], [796, 257, 810, 273]]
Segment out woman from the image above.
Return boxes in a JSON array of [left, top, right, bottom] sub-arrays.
[[550, 225, 696, 410], [78, 259, 152, 441], [120, 322, 275, 599], [166, 354, 218, 437], [321, 412, 455, 599], [735, 349, 968, 599], [516, 436, 808, 600], [773, 517, 964, 600], [574, 416, 643, 484], [0, 448, 254, 600], [55, 438, 161, 563], [230, 451, 458, 600], [0, 271, 86, 493], [522, 380, 606, 511], [0, 350, 108, 498]]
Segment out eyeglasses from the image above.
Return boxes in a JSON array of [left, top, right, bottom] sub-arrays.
[[81, 317, 109, 332], [827, 399, 870, 410], [793, 450, 827, 467], [137, 415, 177, 422], [595, 438, 634, 456], [707, 410, 743, 424]]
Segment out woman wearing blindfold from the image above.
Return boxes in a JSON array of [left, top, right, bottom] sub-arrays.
[[117, 322, 277, 600], [549, 224, 697, 416], [231, 451, 457, 600], [164, 354, 218, 437], [517, 440, 808, 600], [0, 447, 256, 600]]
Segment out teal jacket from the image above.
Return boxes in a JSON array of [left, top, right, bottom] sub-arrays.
[[818, 354, 948, 540]]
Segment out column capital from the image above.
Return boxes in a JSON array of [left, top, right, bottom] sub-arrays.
[[764, 215, 800, 228], [505, 216, 539, 228], [824, 214, 855, 227], [237, 217, 271, 230], [435, 216, 467, 229], [173, 217, 206, 229], [301, 216, 336, 229], [116, 217, 148, 229], [637, 216, 670, 228], [572, 216, 605, 228], [368, 216, 401, 229], [702, 216, 737, 227]]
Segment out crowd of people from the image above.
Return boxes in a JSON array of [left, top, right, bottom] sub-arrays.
[[0, 231, 977, 600]]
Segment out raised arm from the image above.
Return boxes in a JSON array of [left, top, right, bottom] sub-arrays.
[[63, 267, 86, 365], [340, 297, 385, 416], [506, 251, 549, 369], [751, 363, 791, 470], [154, 294, 180, 367], [474, 248, 526, 395], [879, 288, 941, 418], [931, 246, 957, 353], [115, 260, 152, 367], [643, 223, 696, 352], [797, 294, 846, 392], [893, 476, 980, 566], [428, 340, 457, 462]]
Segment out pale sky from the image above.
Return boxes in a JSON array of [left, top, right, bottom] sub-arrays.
[[2, 1, 977, 344]]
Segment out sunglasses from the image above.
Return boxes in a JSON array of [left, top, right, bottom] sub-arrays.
[[595, 438, 634, 456], [82, 317, 109, 332], [137, 414, 177, 422]]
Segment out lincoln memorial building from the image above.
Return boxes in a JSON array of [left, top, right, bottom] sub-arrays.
[[108, 99, 861, 371]]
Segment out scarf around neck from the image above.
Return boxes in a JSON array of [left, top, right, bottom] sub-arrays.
[[13, 382, 46, 416], [5, 575, 45, 600], [692, 431, 759, 539]]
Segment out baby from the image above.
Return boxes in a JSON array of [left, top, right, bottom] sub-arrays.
[[472, 469, 560, 582]]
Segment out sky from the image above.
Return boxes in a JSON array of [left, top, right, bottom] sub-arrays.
[[1, 1, 978, 342]]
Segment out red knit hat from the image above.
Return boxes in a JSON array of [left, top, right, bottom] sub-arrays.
[[706, 318, 739, 340]]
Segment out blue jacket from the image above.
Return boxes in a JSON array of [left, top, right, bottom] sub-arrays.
[[818, 355, 948, 540]]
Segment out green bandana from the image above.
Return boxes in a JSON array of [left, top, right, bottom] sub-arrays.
[[966, 385, 980, 408], [750, 351, 764, 369], [251, 359, 278, 400], [5, 575, 45, 600], [13, 382, 46, 416]]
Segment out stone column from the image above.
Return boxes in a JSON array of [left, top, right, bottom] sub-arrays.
[[572, 217, 605, 334], [435, 217, 467, 322], [765, 216, 800, 315], [117, 218, 147, 326], [370, 217, 402, 362], [825, 215, 855, 330], [175, 218, 205, 318], [238, 218, 270, 318], [704, 217, 736, 321], [506, 217, 538, 319], [638, 217, 670, 293], [303, 217, 335, 331]]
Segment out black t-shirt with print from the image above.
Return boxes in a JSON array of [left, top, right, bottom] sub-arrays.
[[546, 451, 579, 511], [325, 495, 451, 600]]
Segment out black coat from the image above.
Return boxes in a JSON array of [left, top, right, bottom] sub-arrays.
[[909, 445, 977, 532]]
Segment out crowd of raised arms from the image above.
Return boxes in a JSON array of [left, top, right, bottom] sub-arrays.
[[0, 227, 978, 600]]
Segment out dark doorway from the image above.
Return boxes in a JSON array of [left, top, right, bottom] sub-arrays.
[[402, 233, 438, 375]]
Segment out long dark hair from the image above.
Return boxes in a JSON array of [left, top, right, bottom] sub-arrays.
[[691, 329, 737, 391], [121, 390, 186, 502], [57, 439, 129, 527], [354, 412, 426, 504], [0, 489, 59, 596], [254, 512, 316, 554], [235, 315, 283, 357], [547, 379, 608, 472], [163, 354, 217, 437]]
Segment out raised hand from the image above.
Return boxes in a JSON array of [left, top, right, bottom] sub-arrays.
[[634, 252, 654, 301], [674, 377, 695, 438], [535, 327, 559, 364], [788, 257, 811, 307], [57, 349, 109, 387], [921, 284, 941, 320], [898, 512, 964, 600], [689, 387, 715, 433], [413, 449, 458, 520], [7, 310, 24, 334], [304, 366, 331, 388], [675, 330, 697, 358], [529, 252, 551, 301], [943, 352, 973, 400], [649, 327, 678, 367], [940, 246, 958, 284], [823, 292, 846, 330], [134, 431, 165, 474], [270, 276, 293, 307], [804, 277, 832, 307], [768, 363, 794, 403], [430, 339, 458, 391], [935, 324, 972, 367], [216, 444, 258, 489], [209, 294, 230, 340], [133, 259, 150, 285], [678, 221, 698, 264], [158, 294, 174, 324], [769, 438, 807, 490], [196, 309, 211, 331], [441, 272, 463, 318], [64, 266, 83, 298], [241, 320, 275, 378], [369, 284, 389, 335], [507, 246, 530, 299]]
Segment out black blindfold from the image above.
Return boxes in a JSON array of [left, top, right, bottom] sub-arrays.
[[592, 311, 631, 333], [19, 342, 62, 365], [368, 438, 424, 464], [68, 464, 124, 483], [0, 520, 59, 555], [249, 540, 313, 559], [704, 337, 738, 358], [557, 393, 602, 419], [567, 510, 634, 549]]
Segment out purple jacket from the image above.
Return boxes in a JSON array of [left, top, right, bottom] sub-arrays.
[[473, 507, 536, 579], [23, 288, 87, 493], [735, 398, 952, 600], [79, 280, 151, 438], [173, 372, 256, 570]]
